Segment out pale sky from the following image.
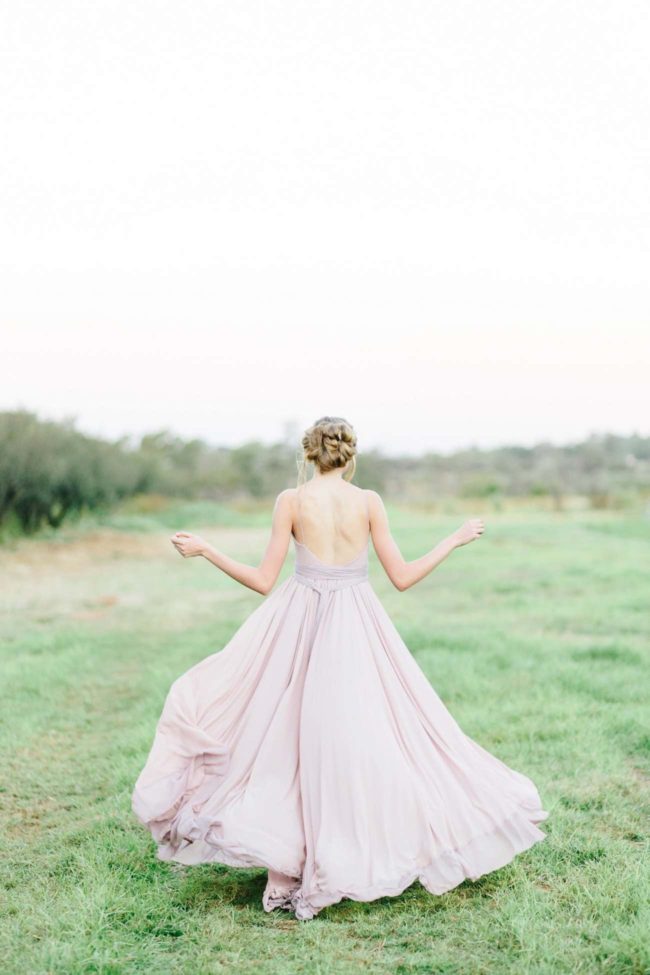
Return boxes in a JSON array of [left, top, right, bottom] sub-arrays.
[[2, 0, 649, 455]]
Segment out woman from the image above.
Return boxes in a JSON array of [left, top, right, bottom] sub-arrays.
[[131, 415, 548, 921]]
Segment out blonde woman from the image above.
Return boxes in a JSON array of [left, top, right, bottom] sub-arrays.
[[132, 416, 547, 920]]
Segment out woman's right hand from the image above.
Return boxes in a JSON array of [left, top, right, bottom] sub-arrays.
[[452, 518, 486, 547]]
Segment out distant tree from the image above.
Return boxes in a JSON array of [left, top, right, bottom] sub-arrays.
[[1, 412, 648, 537]]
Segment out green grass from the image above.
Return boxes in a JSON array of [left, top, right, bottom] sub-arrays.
[[1, 501, 649, 974]]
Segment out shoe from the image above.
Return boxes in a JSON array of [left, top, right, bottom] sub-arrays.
[[262, 881, 300, 913], [290, 888, 316, 921]]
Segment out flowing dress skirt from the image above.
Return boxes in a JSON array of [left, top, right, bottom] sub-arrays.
[[132, 541, 548, 918]]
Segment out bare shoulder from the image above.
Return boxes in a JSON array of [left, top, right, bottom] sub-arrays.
[[359, 488, 387, 521], [363, 488, 384, 507], [274, 487, 297, 509]]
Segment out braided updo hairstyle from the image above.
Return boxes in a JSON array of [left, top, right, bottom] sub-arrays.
[[297, 415, 357, 485]]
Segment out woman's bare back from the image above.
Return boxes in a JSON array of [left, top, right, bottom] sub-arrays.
[[292, 480, 370, 566]]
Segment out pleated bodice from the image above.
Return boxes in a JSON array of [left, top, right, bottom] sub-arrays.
[[292, 536, 369, 591]]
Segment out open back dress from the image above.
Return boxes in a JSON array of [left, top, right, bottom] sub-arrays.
[[131, 485, 548, 919]]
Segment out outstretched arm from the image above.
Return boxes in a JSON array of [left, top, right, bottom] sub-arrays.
[[170, 489, 294, 595], [367, 490, 485, 591]]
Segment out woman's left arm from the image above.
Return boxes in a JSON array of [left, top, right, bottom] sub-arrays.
[[170, 489, 294, 595]]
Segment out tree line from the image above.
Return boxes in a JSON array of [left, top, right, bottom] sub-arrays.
[[1, 410, 649, 535]]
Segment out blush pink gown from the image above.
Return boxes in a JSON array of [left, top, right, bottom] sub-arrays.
[[131, 528, 548, 919]]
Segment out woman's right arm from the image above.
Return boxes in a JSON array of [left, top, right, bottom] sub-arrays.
[[366, 490, 485, 591]]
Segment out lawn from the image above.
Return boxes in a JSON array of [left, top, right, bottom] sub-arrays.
[[1, 499, 649, 975]]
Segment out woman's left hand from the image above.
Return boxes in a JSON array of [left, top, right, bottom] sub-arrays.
[[170, 531, 207, 558]]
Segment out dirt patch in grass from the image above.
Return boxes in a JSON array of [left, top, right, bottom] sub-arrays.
[[2, 525, 268, 576]]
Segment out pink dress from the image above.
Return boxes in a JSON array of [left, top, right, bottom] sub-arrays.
[[132, 510, 548, 919]]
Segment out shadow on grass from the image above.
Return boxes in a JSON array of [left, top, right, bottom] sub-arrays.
[[169, 860, 514, 924]]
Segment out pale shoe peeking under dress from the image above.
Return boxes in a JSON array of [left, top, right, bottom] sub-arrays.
[[131, 483, 548, 920]]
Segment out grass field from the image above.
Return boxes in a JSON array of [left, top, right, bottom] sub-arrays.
[[1, 499, 649, 975]]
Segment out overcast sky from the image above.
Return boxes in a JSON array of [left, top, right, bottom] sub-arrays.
[[2, 0, 649, 455]]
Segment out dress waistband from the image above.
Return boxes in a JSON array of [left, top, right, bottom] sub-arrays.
[[294, 564, 368, 592]]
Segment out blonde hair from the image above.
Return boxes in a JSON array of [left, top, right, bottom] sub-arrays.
[[297, 415, 357, 485]]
